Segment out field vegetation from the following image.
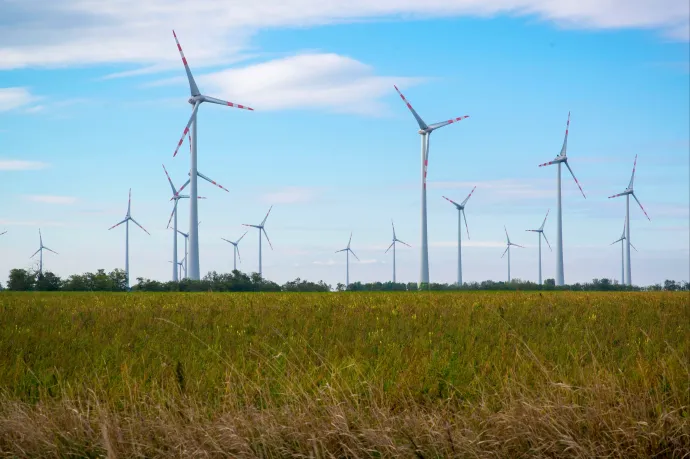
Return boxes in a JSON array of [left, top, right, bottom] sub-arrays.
[[0, 291, 688, 457]]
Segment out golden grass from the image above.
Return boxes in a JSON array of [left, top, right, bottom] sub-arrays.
[[0, 291, 688, 458]]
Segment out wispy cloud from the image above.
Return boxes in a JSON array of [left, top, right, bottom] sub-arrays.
[[0, 160, 49, 171], [23, 195, 78, 205], [201, 54, 421, 115], [0, 87, 40, 112]]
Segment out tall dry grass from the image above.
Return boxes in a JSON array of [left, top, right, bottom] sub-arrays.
[[0, 291, 688, 457]]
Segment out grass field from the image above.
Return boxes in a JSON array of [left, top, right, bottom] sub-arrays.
[[0, 292, 688, 457]]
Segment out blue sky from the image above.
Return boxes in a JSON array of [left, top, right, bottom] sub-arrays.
[[1, 0, 688, 286]]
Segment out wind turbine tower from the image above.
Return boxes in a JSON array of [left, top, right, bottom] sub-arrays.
[[610, 216, 637, 285], [538, 113, 586, 286], [221, 231, 248, 271], [30, 229, 58, 275], [171, 30, 253, 280], [108, 189, 150, 289], [243, 207, 273, 277], [442, 186, 476, 285], [608, 155, 650, 285], [393, 85, 469, 287], [525, 210, 552, 285], [336, 232, 359, 287], [385, 220, 410, 283], [501, 226, 524, 283]]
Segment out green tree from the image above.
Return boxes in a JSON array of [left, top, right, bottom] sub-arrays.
[[7, 269, 35, 291]]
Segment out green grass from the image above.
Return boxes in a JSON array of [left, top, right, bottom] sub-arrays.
[[0, 291, 688, 457]]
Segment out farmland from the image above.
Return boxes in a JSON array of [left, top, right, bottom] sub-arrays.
[[0, 292, 688, 457]]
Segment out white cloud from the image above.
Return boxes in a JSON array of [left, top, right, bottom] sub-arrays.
[[0, 0, 686, 70], [23, 195, 78, 205], [202, 54, 419, 114], [261, 186, 319, 204], [0, 160, 49, 171], [0, 87, 39, 112]]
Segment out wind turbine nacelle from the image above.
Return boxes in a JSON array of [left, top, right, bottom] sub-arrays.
[[189, 96, 203, 105], [418, 128, 431, 135]]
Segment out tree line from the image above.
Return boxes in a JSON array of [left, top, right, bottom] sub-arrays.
[[1, 268, 688, 292]]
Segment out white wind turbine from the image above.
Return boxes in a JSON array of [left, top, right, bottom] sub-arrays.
[[385, 220, 410, 283], [608, 155, 650, 285], [169, 259, 184, 280], [30, 229, 58, 275], [243, 207, 273, 278], [501, 226, 524, 283], [336, 232, 359, 287], [221, 231, 248, 271], [442, 186, 476, 285], [393, 85, 469, 287], [610, 216, 637, 285], [171, 30, 253, 281], [175, 221, 201, 279], [525, 210, 552, 285], [538, 112, 586, 286], [108, 189, 150, 289]]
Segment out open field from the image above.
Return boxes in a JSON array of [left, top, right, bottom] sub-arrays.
[[0, 292, 688, 457]]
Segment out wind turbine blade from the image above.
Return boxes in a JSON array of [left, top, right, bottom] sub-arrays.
[[427, 115, 470, 131], [262, 228, 273, 250], [628, 154, 638, 189], [202, 95, 254, 112], [162, 164, 177, 195], [347, 232, 352, 248], [385, 242, 394, 253], [391, 219, 396, 239], [197, 171, 230, 192], [460, 186, 477, 206], [166, 201, 177, 229], [397, 239, 412, 248], [39, 229, 43, 246], [335, 248, 347, 253], [610, 237, 624, 245], [261, 206, 273, 226], [221, 238, 233, 244], [173, 102, 200, 157], [540, 209, 550, 230], [127, 188, 132, 215], [504, 226, 510, 243], [349, 249, 360, 261], [236, 245, 242, 263], [564, 161, 586, 198], [559, 111, 570, 157], [501, 246, 509, 258], [462, 209, 471, 239], [174, 179, 191, 198], [242, 224, 259, 228], [393, 85, 428, 130], [442, 195, 459, 207], [108, 218, 128, 231], [608, 191, 628, 199], [130, 218, 151, 235], [237, 230, 248, 243], [0, 231, 6, 236], [172, 30, 200, 97], [538, 159, 559, 167], [43, 247, 58, 255], [542, 232, 552, 251], [630, 242, 639, 252], [176, 229, 188, 238], [632, 193, 651, 221], [511, 243, 525, 248], [30, 248, 40, 258]]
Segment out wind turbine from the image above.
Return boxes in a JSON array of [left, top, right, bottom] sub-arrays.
[[175, 221, 200, 279], [169, 259, 184, 280], [393, 85, 469, 287], [0, 231, 6, 236], [336, 232, 359, 287], [525, 210, 552, 285], [608, 155, 650, 285], [610, 216, 637, 285], [108, 189, 150, 289], [30, 229, 57, 275], [442, 186, 476, 286], [501, 226, 524, 283], [385, 220, 410, 283], [243, 207, 273, 277], [221, 231, 248, 271], [538, 112, 586, 286], [171, 30, 253, 281]]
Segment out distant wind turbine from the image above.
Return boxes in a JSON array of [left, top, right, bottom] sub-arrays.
[[175, 221, 201, 279], [501, 226, 524, 283], [525, 210, 552, 285], [385, 220, 410, 283], [393, 85, 469, 287], [0, 231, 6, 236], [169, 259, 184, 280], [336, 232, 359, 287], [221, 231, 248, 271], [442, 186, 476, 285], [108, 189, 150, 289], [30, 229, 58, 275], [243, 206, 273, 278], [608, 155, 650, 285], [538, 113, 586, 286], [170, 30, 253, 281], [610, 216, 637, 285]]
